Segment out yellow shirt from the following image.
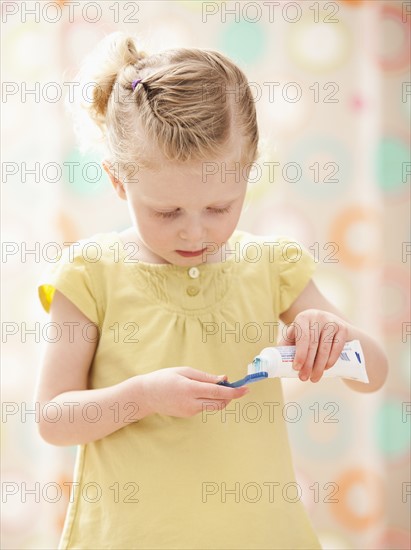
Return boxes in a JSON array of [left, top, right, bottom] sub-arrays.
[[38, 230, 322, 550]]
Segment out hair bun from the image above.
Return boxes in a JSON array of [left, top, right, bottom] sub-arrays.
[[76, 32, 147, 128]]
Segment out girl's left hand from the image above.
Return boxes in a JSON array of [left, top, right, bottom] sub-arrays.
[[278, 309, 353, 383]]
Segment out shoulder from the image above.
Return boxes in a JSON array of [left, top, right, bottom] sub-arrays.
[[37, 232, 118, 322], [42, 232, 119, 300]]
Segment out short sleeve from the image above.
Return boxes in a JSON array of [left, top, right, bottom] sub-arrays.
[[275, 237, 316, 315], [37, 244, 100, 325]]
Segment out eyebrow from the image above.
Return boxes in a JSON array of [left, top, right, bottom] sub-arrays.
[[146, 197, 239, 209]]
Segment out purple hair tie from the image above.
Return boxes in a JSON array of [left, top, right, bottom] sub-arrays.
[[131, 79, 142, 91]]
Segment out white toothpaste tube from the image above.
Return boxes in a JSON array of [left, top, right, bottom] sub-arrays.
[[247, 340, 369, 383]]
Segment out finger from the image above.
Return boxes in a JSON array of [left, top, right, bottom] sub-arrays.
[[297, 315, 325, 380], [310, 333, 333, 382], [282, 322, 296, 345], [298, 341, 318, 381], [193, 382, 249, 401], [324, 328, 347, 370], [178, 367, 227, 384], [292, 317, 311, 371]]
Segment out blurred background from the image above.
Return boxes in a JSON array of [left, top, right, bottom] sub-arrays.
[[1, 0, 410, 548]]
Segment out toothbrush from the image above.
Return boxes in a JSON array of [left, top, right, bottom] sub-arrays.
[[216, 371, 268, 388]]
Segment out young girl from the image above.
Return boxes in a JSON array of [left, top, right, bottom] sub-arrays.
[[36, 32, 388, 550]]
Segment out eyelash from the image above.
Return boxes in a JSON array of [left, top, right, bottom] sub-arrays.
[[154, 206, 232, 219]]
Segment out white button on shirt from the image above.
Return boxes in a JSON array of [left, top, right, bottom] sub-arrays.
[[188, 267, 200, 279]]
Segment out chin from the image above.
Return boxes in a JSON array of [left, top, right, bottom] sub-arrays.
[[171, 255, 206, 266]]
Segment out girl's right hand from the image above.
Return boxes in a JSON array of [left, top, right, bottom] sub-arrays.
[[138, 367, 250, 418]]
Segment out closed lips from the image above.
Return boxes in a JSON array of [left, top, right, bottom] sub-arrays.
[[176, 248, 205, 252]]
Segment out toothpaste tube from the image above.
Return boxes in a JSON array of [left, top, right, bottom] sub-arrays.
[[248, 340, 369, 383]]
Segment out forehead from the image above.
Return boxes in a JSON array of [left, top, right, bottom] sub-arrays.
[[132, 157, 247, 206], [145, 159, 245, 190], [143, 158, 241, 177]]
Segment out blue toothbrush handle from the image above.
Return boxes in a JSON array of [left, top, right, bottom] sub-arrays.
[[216, 371, 268, 388]]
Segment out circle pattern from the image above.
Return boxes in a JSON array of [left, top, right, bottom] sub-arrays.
[[329, 206, 381, 269], [331, 468, 384, 530], [287, 136, 351, 199], [287, 16, 352, 73], [378, 6, 411, 72], [374, 396, 411, 464], [287, 392, 352, 460], [219, 20, 266, 65], [63, 148, 110, 196], [375, 136, 411, 196]]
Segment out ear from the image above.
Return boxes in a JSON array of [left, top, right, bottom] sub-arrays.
[[102, 160, 127, 200]]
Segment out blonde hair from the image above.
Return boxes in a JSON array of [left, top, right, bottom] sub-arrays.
[[72, 32, 259, 183]]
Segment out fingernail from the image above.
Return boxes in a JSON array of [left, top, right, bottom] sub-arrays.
[[300, 373, 308, 381]]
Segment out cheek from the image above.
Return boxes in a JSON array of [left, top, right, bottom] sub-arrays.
[[223, 207, 243, 233], [137, 215, 176, 247], [208, 215, 239, 244], [127, 199, 177, 249], [129, 202, 158, 235]]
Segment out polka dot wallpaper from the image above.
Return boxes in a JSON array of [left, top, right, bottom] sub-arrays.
[[2, 1, 410, 548]]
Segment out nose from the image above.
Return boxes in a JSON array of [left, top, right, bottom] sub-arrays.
[[179, 216, 206, 246]]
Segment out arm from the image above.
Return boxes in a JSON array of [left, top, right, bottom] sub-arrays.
[[35, 291, 248, 446], [35, 290, 152, 446], [279, 279, 389, 393]]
